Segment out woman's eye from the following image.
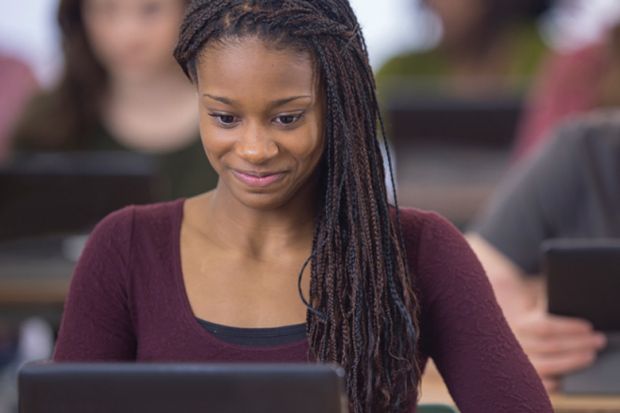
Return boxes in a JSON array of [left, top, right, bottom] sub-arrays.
[[274, 114, 303, 126], [209, 114, 236, 125]]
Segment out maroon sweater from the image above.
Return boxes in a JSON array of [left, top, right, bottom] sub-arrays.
[[54, 199, 552, 412]]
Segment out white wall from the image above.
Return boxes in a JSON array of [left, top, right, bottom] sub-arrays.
[[0, 0, 62, 86], [348, 0, 438, 71]]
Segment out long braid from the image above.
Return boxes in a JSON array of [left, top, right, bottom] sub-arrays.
[[174, 1, 421, 411]]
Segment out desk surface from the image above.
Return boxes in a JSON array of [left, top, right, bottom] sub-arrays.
[[420, 361, 620, 412], [3, 236, 620, 412], [0, 258, 73, 305], [0, 235, 78, 304]]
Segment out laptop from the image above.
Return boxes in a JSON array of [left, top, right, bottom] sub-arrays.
[[18, 361, 348, 413], [0, 151, 165, 242], [0, 152, 166, 319], [384, 94, 519, 226], [542, 239, 620, 394], [385, 95, 522, 152]]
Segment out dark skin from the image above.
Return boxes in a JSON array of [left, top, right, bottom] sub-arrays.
[[180, 36, 325, 328]]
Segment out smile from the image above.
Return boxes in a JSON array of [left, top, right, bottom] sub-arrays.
[[232, 170, 286, 188]]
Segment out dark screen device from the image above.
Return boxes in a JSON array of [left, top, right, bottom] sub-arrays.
[[543, 239, 620, 395], [386, 96, 522, 152], [543, 238, 620, 331], [384, 94, 520, 226], [0, 152, 165, 241], [18, 361, 348, 413]]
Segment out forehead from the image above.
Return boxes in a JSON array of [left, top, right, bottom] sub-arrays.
[[195, 36, 317, 98]]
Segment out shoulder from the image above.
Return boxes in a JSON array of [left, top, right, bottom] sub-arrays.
[[89, 199, 183, 249], [540, 110, 620, 164], [129, 198, 184, 228], [400, 208, 488, 305], [396, 207, 479, 274], [563, 109, 620, 140], [397, 206, 463, 246], [74, 199, 183, 288], [376, 49, 443, 79]]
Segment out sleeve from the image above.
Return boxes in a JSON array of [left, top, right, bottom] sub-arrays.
[[53, 207, 137, 361], [411, 211, 552, 413], [470, 124, 582, 274]]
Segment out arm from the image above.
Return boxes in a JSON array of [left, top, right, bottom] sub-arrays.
[[413, 211, 551, 412], [466, 234, 606, 391], [53, 207, 137, 361], [468, 126, 608, 389]]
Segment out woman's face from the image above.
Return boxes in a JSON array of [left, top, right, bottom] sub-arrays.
[[195, 36, 325, 210], [82, 0, 185, 79], [425, 0, 487, 43]]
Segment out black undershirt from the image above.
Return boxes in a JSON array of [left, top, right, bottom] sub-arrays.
[[196, 318, 307, 347]]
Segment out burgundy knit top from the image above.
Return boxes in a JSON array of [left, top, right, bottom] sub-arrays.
[[54, 199, 552, 412]]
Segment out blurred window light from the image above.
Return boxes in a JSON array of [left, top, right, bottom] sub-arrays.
[[349, 0, 438, 71], [0, 0, 62, 86], [542, 0, 620, 51]]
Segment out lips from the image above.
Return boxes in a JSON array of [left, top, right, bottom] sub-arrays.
[[232, 170, 285, 187]]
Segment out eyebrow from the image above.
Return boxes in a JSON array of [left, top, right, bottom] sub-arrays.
[[203, 93, 312, 109]]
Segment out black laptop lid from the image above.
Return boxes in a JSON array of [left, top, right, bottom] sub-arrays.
[[0, 152, 165, 241], [18, 361, 347, 413], [543, 239, 620, 332]]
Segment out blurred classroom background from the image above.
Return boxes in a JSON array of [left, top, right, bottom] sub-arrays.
[[1, 0, 620, 412]]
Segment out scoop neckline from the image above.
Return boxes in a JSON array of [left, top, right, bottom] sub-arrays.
[[170, 198, 309, 352]]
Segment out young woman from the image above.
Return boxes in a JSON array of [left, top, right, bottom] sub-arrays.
[[11, 0, 217, 199], [53, 1, 553, 412]]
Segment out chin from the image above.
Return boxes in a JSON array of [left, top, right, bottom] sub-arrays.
[[233, 191, 294, 211]]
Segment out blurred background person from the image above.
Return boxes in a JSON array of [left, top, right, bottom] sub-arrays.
[[513, 14, 620, 161], [0, 54, 38, 162], [1, 1, 217, 411], [8, 0, 218, 199], [467, 110, 620, 390], [372, 0, 554, 229], [375, 0, 551, 100]]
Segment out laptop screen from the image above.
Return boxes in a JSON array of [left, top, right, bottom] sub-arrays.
[[543, 238, 620, 332], [0, 152, 165, 241], [18, 361, 348, 413]]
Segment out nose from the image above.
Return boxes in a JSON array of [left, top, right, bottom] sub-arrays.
[[234, 124, 279, 164], [108, 14, 147, 54]]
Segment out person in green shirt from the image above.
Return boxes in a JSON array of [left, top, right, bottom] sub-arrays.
[[376, 0, 550, 100]]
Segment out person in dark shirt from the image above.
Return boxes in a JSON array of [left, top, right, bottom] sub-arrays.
[[468, 110, 620, 390], [11, 0, 217, 199], [53, 1, 553, 412]]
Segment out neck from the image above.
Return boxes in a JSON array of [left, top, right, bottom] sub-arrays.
[[200, 181, 319, 260]]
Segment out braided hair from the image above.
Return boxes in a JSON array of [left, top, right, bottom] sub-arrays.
[[174, 1, 420, 411]]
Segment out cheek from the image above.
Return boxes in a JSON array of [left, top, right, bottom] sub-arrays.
[[198, 117, 234, 161], [84, 20, 113, 54], [287, 122, 324, 166], [145, 22, 181, 55]]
